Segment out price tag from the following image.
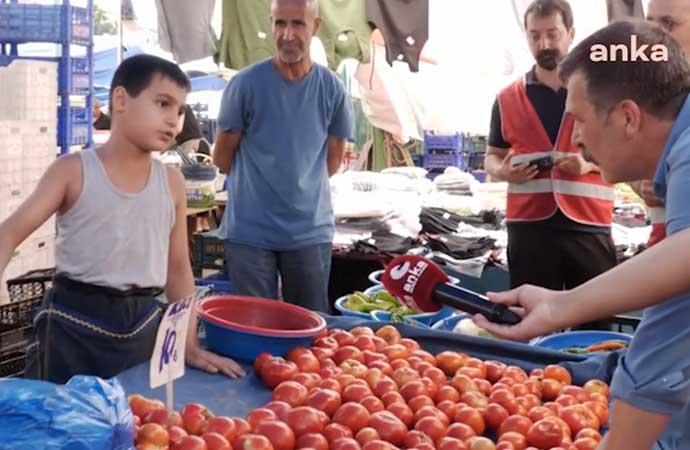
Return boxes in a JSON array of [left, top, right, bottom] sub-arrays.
[[150, 297, 195, 390]]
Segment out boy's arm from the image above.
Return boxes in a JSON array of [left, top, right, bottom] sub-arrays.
[[165, 167, 245, 378], [0, 156, 75, 273]]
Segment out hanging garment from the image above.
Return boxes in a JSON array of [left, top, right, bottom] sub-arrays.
[[155, 0, 218, 64], [316, 0, 372, 70], [219, 0, 276, 70], [367, 0, 429, 72]]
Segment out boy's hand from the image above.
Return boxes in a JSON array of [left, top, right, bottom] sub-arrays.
[[186, 345, 246, 378], [472, 284, 566, 340]]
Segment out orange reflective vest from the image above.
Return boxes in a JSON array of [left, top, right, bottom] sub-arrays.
[[497, 78, 614, 226], [647, 206, 666, 247]]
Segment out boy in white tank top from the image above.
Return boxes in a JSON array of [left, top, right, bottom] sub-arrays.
[[0, 55, 244, 383]]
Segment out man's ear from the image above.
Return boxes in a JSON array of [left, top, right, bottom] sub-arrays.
[[110, 86, 129, 116]]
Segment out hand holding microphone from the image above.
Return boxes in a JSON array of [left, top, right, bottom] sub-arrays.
[[381, 255, 522, 326]]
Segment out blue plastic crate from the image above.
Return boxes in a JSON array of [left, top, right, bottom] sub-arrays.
[[58, 56, 90, 94], [424, 131, 463, 151], [423, 150, 464, 170], [57, 106, 90, 146], [195, 272, 232, 295], [0, 4, 91, 46]]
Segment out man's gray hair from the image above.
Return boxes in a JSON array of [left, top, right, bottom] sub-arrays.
[[271, 0, 319, 16]]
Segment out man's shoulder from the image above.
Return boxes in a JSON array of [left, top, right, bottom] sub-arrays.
[[232, 59, 273, 84], [313, 63, 346, 91]]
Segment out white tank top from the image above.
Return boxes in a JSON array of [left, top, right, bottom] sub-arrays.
[[55, 149, 175, 289]]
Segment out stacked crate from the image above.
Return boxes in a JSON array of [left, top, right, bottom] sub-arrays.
[[0, 60, 58, 305]]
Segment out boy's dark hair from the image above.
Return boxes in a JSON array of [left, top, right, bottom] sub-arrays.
[[524, 0, 574, 30], [108, 54, 190, 100], [559, 19, 690, 119]]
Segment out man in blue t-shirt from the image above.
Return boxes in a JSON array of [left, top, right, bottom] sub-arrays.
[[212, 0, 354, 312], [474, 21, 690, 449]]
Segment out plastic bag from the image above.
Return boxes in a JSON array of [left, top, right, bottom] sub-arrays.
[[0, 375, 135, 450]]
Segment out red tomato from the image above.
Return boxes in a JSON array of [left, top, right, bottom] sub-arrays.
[[371, 336, 388, 353], [254, 353, 274, 374], [416, 362, 435, 375], [511, 384, 529, 398], [287, 347, 314, 363], [457, 366, 485, 380], [374, 325, 402, 345], [528, 406, 555, 424], [466, 436, 497, 450], [421, 377, 439, 401], [330, 330, 356, 347], [526, 418, 564, 450], [497, 415, 533, 437], [540, 378, 563, 402], [292, 372, 321, 390], [454, 407, 485, 435], [435, 385, 461, 404], [202, 432, 232, 450], [587, 392, 608, 406], [560, 386, 589, 404], [438, 437, 469, 450], [363, 369, 386, 389], [351, 326, 375, 337], [318, 378, 342, 394], [381, 391, 406, 407], [354, 336, 378, 352], [404, 430, 435, 449], [254, 421, 296, 450], [174, 436, 210, 450], [368, 411, 408, 447], [414, 416, 447, 443], [474, 379, 493, 397], [489, 389, 519, 415], [573, 438, 598, 450], [450, 374, 479, 394], [273, 381, 309, 407], [435, 351, 468, 376], [323, 423, 354, 446], [295, 433, 329, 450], [368, 360, 394, 376], [399, 338, 421, 352], [333, 402, 372, 434], [408, 395, 435, 412], [412, 349, 437, 367], [524, 380, 543, 400], [312, 347, 334, 361], [583, 401, 608, 426], [336, 374, 357, 390], [582, 380, 609, 400], [234, 434, 275, 450], [340, 360, 368, 378], [436, 400, 458, 421], [247, 408, 278, 431], [361, 395, 386, 414], [136, 423, 169, 446], [386, 402, 414, 427], [392, 367, 421, 388], [313, 337, 339, 351], [373, 378, 399, 398], [446, 423, 477, 441], [555, 395, 578, 408], [499, 431, 527, 450], [262, 359, 300, 389], [231, 417, 251, 439], [334, 346, 365, 365], [285, 407, 325, 437], [204, 417, 237, 442], [331, 438, 362, 450], [400, 381, 429, 402], [362, 440, 398, 450], [574, 428, 601, 442], [530, 368, 545, 380], [543, 365, 572, 386], [423, 367, 447, 387], [483, 403, 510, 430], [503, 366, 528, 384], [461, 391, 489, 412], [495, 443, 516, 450], [144, 409, 183, 428], [355, 427, 381, 446], [342, 383, 373, 403], [542, 402, 563, 417], [414, 405, 450, 427], [383, 344, 410, 361], [307, 388, 342, 417], [484, 361, 508, 383], [497, 378, 516, 388], [559, 405, 600, 435]]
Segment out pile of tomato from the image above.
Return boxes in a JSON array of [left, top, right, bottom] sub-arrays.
[[130, 325, 610, 450]]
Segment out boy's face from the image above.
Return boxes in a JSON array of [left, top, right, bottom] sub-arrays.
[[112, 74, 187, 152]]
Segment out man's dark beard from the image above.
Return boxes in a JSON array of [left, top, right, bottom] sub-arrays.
[[536, 49, 561, 70]]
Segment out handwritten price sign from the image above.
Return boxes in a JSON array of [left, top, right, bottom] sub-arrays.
[[150, 297, 195, 389]]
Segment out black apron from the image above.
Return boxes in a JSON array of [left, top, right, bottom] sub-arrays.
[[24, 275, 166, 384]]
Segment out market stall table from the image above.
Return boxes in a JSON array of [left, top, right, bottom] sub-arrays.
[[115, 315, 616, 418]]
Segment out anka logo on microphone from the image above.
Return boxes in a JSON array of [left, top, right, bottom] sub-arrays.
[[389, 262, 411, 281], [398, 260, 429, 298]]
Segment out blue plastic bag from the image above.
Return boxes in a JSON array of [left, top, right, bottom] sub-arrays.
[[0, 375, 135, 450]]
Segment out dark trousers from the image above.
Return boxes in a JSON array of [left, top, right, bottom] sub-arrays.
[[24, 276, 164, 384], [507, 225, 617, 290]]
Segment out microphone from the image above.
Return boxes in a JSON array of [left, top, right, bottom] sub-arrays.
[[381, 255, 522, 325]]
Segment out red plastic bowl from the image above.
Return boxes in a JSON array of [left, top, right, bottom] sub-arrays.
[[196, 296, 326, 337]]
